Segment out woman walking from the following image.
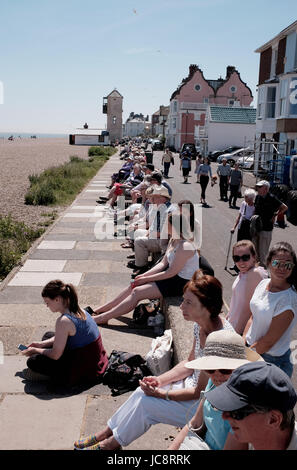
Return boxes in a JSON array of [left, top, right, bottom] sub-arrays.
[[197, 157, 212, 205]]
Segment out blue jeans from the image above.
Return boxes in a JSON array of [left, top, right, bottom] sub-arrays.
[[261, 349, 293, 378]]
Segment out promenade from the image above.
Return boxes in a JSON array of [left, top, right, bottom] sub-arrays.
[[1, 148, 297, 451], [0, 151, 174, 450]]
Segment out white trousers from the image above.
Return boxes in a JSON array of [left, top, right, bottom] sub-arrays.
[[107, 383, 198, 447]]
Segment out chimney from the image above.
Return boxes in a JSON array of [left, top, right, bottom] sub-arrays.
[[226, 66, 236, 77]]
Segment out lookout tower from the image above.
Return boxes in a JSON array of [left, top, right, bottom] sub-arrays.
[[102, 89, 123, 143]]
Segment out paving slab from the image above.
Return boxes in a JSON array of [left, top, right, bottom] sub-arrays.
[[8, 272, 82, 287], [0, 287, 44, 304], [20, 260, 67, 272], [81, 273, 131, 287], [29, 249, 92, 260], [64, 260, 112, 273], [76, 242, 124, 251], [0, 326, 39, 354], [0, 394, 87, 450], [37, 241, 76, 250], [0, 304, 56, 327], [0, 355, 28, 392], [46, 233, 97, 241]]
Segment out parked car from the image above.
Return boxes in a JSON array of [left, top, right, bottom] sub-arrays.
[[208, 146, 242, 162], [238, 155, 255, 169], [217, 148, 253, 166], [152, 139, 164, 151], [179, 143, 197, 160]]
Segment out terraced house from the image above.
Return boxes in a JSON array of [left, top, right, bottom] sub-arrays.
[[166, 64, 254, 153], [255, 20, 297, 155]]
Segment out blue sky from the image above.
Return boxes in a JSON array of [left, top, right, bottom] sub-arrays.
[[0, 0, 296, 133]]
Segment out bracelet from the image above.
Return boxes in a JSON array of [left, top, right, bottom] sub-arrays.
[[165, 389, 171, 401]]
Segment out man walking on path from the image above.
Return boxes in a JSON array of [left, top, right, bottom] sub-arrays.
[[180, 150, 192, 184], [228, 162, 242, 208], [217, 158, 231, 200], [161, 148, 173, 178], [252, 180, 287, 266]]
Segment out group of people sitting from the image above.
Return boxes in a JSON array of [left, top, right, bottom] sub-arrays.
[[20, 141, 297, 451]]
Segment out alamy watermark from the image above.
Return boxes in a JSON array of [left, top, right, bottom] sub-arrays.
[[0, 341, 3, 364], [0, 81, 3, 104], [93, 199, 202, 248]]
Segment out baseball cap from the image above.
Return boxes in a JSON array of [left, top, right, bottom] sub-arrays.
[[255, 180, 270, 188], [205, 362, 297, 412]]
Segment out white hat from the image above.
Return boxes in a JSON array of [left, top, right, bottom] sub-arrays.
[[151, 184, 170, 199], [256, 180, 270, 188], [185, 330, 262, 371]]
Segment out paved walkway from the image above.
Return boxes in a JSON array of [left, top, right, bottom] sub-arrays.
[[0, 152, 175, 450]]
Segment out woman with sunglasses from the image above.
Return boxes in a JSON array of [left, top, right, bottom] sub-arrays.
[[227, 240, 268, 335], [169, 330, 262, 450], [73, 272, 234, 450], [244, 242, 297, 377]]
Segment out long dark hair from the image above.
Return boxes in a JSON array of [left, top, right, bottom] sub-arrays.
[[266, 242, 297, 291], [178, 200, 195, 231], [184, 271, 223, 319], [42, 280, 86, 319]]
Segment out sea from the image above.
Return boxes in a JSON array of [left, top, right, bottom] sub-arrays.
[[0, 132, 67, 139]]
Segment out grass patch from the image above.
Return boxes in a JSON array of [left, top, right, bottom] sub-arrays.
[[25, 148, 116, 206], [0, 215, 44, 280]]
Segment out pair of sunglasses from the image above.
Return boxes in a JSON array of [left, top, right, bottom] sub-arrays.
[[226, 406, 264, 421], [205, 369, 233, 375], [233, 254, 251, 263], [271, 259, 295, 270]]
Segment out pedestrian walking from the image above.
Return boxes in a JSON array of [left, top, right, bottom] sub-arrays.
[[196, 157, 212, 205], [161, 148, 173, 178], [180, 151, 192, 184], [217, 158, 231, 201], [228, 163, 242, 208]]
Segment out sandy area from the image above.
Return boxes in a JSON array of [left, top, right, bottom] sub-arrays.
[[0, 138, 90, 228]]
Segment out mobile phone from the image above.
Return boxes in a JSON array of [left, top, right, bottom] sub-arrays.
[[17, 344, 28, 351]]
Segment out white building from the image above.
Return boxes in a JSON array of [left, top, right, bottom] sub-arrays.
[[123, 113, 149, 138]]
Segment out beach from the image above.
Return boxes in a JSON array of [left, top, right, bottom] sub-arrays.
[[0, 138, 90, 228]]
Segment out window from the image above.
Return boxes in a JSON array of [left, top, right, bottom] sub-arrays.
[[194, 84, 201, 92], [279, 79, 288, 116], [229, 85, 237, 93], [228, 99, 235, 106], [289, 78, 297, 116], [270, 48, 278, 78], [172, 118, 176, 129], [257, 87, 265, 119], [266, 87, 276, 118], [173, 100, 178, 113], [203, 97, 209, 104]]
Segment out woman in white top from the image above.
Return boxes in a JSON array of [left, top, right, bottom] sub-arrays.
[[92, 212, 199, 325], [74, 272, 233, 450], [245, 241, 297, 377], [226, 240, 268, 335]]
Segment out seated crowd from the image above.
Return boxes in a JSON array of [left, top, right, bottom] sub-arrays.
[[21, 140, 297, 451]]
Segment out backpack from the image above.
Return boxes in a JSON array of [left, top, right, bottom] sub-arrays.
[[102, 350, 152, 396]]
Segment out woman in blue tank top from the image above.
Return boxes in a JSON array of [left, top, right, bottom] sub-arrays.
[[21, 280, 108, 385]]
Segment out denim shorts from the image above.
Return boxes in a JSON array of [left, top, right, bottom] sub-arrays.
[[261, 349, 293, 378]]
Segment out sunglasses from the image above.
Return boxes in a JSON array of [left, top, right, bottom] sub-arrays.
[[232, 254, 251, 263], [205, 369, 233, 375], [226, 405, 266, 421], [271, 259, 295, 270]]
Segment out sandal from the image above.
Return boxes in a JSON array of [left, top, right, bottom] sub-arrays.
[[74, 434, 99, 449], [121, 242, 132, 248]]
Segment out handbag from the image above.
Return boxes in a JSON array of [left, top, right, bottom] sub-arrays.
[[171, 157, 174, 165], [145, 329, 173, 376]]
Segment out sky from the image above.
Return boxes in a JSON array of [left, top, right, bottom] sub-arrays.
[[0, 0, 296, 134]]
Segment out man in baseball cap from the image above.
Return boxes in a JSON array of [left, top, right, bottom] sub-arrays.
[[205, 362, 297, 450]]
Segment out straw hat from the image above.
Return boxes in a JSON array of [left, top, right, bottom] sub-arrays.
[[185, 330, 262, 371]]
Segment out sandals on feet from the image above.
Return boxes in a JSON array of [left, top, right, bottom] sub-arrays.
[[74, 434, 99, 449]]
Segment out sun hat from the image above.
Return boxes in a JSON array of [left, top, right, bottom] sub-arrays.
[[204, 362, 297, 412], [151, 184, 170, 199], [185, 330, 262, 371]]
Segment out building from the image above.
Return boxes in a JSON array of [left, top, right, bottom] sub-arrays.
[[255, 20, 297, 161], [102, 89, 123, 143], [206, 106, 256, 153], [151, 106, 170, 136], [69, 128, 110, 146], [123, 113, 149, 138], [166, 64, 253, 152]]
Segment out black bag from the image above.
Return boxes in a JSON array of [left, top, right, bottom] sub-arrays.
[[237, 218, 251, 241], [131, 300, 160, 326], [102, 350, 152, 396]]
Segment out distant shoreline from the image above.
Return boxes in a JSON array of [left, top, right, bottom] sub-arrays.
[[0, 133, 68, 139]]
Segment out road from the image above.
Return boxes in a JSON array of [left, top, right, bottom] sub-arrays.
[[151, 149, 297, 390]]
